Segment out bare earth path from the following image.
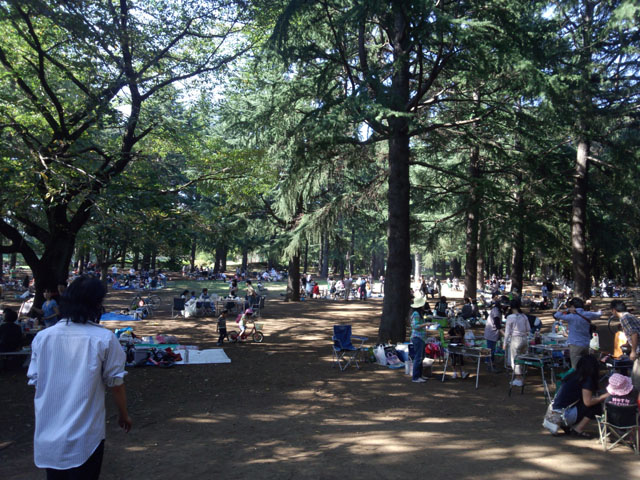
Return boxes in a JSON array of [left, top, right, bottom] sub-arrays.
[[1, 293, 638, 479]]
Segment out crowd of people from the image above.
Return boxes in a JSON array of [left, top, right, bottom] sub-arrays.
[[407, 277, 640, 440]]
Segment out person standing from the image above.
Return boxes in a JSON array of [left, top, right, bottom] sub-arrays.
[[409, 297, 429, 383], [553, 298, 601, 369], [503, 298, 530, 387], [343, 276, 353, 301], [484, 295, 503, 370], [27, 276, 131, 479], [611, 300, 640, 390]]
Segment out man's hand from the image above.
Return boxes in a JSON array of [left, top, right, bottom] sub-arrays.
[[631, 351, 637, 362], [118, 414, 132, 433]]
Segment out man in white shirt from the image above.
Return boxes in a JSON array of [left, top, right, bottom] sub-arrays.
[[27, 276, 131, 479]]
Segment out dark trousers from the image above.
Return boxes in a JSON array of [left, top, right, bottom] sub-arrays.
[[46, 440, 104, 480], [218, 327, 227, 344]]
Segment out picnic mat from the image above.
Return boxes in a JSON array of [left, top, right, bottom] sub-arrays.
[[101, 312, 139, 322], [173, 348, 231, 365]]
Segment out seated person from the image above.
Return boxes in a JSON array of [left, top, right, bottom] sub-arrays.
[[526, 314, 542, 333], [236, 308, 253, 339], [0, 308, 22, 352], [551, 355, 608, 437], [434, 296, 448, 317], [199, 288, 210, 301], [448, 324, 469, 379], [605, 373, 638, 408]]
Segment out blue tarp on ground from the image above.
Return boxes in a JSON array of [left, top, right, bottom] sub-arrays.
[[100, 312, 139, 322]]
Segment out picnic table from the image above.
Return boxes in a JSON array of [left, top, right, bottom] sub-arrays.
[[441, 344, 492, 389]]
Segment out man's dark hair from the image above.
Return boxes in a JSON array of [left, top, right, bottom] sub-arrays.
[[3, 308, 18, 323], [569, 297, 584, 309], [610, 300, 627, 313], [59, 276, 106, 324]]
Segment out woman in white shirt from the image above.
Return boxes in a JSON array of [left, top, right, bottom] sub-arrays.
[[503, 298, 530, 387]]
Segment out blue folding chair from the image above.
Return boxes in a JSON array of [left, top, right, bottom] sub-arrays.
[[332, 325, 368, 371]]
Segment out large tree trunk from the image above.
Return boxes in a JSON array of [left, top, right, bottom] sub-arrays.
[[221, 245, 228, 272], [120, 242, 127, 269], [141, 249, 151, 271], [464, 145, 480, 299], [241, 247, 248, 271], [189, 239, 197, 272], [10, 252, 17, 269], [31, 234, 76, 307], [510, 175, 525, 294], [287, 254, 301, 301], [151, 249, 157, 271], [477, 221, 485, 291], [132, 249, 140, 271], [572, 139, 591, 298]]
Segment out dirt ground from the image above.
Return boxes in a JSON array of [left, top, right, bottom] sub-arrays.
[[1, 284, 639, 480]]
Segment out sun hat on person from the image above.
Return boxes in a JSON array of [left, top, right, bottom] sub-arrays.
[[411, 296, 426, 309], [606, 373, 634, 396]]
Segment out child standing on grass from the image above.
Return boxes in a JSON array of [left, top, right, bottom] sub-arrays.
[[216, 309, 228, 346]]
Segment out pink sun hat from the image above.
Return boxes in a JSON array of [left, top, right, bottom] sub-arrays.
[[607, 373, 634, 396]]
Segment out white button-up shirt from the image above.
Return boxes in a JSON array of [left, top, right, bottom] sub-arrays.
[[27, 320, 127, 469]]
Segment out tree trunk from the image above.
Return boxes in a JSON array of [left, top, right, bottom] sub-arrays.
[[151, 249, 157, 271], [31, 234, 76, 308], [120, 242, 127, 269], [221, 246, 227, 273], [631, 252, 640, 284], [132, 249, 140, 271], [241, 247, 248, 271], [303, 240, 308, 274], [10, 252, 17, 269], [477, 221, 485, 291], [572, 139, 591, 298], [287, 254, 301, 301], [141, 249, 151, 271], [452, 257, 462, 278], [379, 57, 411, 343], [464, 145, 480, 299], [189, 239, 197, 272], [414, 252, 421, 283], [321, 234, 329, 278], [511, 175, 525, 294]]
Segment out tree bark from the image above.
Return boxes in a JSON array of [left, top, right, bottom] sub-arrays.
[[464, 145, 480, 299], [303, 239, 308, 274], [241, 247, 248, 271], [477, 221, 485, 291], [141, 249, 151, 271], [511, 175, 525, 294], [132, 249, 140, 271], [321, 234, 329, 278], [572, 139, 591, 298], [414, 252, 422, 283], [189, 240, 197, 272], [287, 254, 301, 301]]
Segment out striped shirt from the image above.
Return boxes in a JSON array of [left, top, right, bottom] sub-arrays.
[[27, 320, 126, 469]]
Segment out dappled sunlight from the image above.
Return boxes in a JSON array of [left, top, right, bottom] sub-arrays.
[[4, 283, 639, 479]]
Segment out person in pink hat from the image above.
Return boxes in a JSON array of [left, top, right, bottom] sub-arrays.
[[605, 373, 638, 408]]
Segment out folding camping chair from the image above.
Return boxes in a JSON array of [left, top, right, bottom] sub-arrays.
[[332, 325, 368, 371], [171, 298, 185, 318], [596, 403, 639, 454]]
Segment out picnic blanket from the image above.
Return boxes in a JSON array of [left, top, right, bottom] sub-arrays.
[[101, 312, 139, 322], [173, 348, 231, 365]]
